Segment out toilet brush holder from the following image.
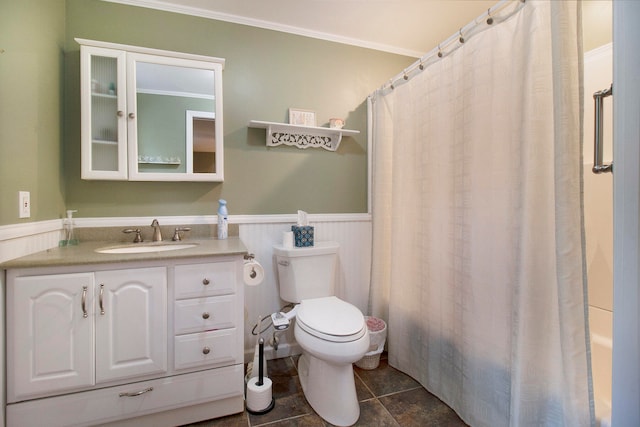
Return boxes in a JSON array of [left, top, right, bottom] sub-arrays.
[[246, 338, 275, 414]]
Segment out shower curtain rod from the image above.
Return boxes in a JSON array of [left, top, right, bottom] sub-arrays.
[[379, 0, 526, 93]]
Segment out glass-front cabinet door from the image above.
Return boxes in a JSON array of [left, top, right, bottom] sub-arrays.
[[78, 39, 225, 182], [80, 46, 128, 180]]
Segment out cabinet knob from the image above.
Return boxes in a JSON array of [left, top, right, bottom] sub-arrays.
[[202, 278, 210, 285], [202, 312, 210, 319], [202, 346, 210, 355], [128, 112, 136, 119], [117, 110, 124, 117]]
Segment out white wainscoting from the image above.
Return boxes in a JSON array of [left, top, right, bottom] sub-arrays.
[[0, 214, 373, 362], [0, 220, 62, 264]]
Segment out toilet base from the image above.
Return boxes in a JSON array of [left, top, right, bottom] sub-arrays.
[[298, 353, 360, 426]]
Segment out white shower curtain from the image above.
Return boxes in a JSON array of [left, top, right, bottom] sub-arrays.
[[369, 1, 594, 425]]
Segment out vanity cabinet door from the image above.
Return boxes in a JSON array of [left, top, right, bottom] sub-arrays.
[[95, 267, 168, 383], [8, 273, 95, 401], [80, 45, 128, 180]]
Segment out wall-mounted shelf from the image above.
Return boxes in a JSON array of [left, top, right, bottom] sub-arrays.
[[249, 120, 360, 151], [92, 139, 118, 146], [137, 156, 182, 165]]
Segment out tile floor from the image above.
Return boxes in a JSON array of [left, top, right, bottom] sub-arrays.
[[184, 354, 467, 426]]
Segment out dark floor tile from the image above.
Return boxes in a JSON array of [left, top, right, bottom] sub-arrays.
[[379, 387, 468, 427], [270, 372, 304, 398], [354, 374, 374, 402], [182, 410, 248, 426], [255, 413, 329, 427], [267, 356, 298, 377], [354, 358, 421, 397], [350, 399, 400, 427], [248, 389, 314, 426]]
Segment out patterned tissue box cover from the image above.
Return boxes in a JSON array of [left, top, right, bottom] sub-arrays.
[[291, 225, 314, 247]]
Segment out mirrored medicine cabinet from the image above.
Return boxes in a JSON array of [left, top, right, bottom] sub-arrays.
[[77, 38, 225, 182]]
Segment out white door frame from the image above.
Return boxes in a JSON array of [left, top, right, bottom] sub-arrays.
[[612, 1, 640, 425]]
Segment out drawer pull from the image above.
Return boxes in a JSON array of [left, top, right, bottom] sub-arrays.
[[202, 346, 211, 355], [119, 386, 153, 397], [202, 312, 210, 319], [202, 278, 210, 285]]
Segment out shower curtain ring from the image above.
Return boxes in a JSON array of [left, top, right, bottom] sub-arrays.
[[403, 71, 409, 81], [486, 9, 494, 25], [437, 44, 443, 58], [459, 28, 465, 44], [419, 61, 424, 71]]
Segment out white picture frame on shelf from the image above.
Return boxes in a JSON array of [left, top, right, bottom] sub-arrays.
[[288, 108, 316, 127]]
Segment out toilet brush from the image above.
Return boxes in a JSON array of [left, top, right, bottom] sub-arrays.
[[246, 338, 275, 414], [247, 316, 268, 381]]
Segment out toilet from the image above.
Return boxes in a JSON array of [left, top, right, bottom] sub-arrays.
[[273, 241, 370, 426]]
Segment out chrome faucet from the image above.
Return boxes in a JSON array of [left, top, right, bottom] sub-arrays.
[[151, 219, 162, 242]]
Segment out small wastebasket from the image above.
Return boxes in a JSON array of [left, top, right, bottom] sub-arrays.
[[355, 316, 387, 370]]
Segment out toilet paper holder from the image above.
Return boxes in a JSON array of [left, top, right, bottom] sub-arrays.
[[244, 253, 258, 279]]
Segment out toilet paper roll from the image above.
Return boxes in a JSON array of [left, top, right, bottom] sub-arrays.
[[246, 376, 273, 412], [243, 260, 264, 286], [282, 231, 294, 249]]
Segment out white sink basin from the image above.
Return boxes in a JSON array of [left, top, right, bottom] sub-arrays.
[[96, 243, 198, 254]]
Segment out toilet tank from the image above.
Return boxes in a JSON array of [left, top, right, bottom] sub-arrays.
[[273, 241, 339, 303]]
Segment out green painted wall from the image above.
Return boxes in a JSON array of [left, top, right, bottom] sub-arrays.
[[2, 0, 612, 225], [0, 0, 67, 225], [63, 0, 414, 217]]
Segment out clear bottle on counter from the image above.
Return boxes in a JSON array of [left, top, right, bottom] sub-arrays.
[[60, 210, 78, 246]]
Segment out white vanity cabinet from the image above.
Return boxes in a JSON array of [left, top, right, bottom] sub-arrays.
[[8, 267, 167, 402], [94, 268, 167, 383], [173, 261, 241, 371], [9, 272, 96, 398], [5, 254, 244, 427]]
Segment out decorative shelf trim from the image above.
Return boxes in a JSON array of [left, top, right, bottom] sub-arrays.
[[249, 120, 359, 151]]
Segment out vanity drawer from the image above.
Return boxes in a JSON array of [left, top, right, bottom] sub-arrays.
[[174, 295, 235, 334], [174, 261, 236, 299], [6, 365, 243, 427], [174, 329, 237, 370]]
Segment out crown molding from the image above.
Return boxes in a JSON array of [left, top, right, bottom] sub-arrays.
[[101, 0, 422, 58]]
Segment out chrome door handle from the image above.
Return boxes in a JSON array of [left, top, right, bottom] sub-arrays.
[[593, 84, 613, 174], [99, 284, 105, 315], [81, 286, 88, 318]]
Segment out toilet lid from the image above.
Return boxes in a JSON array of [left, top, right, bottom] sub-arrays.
[[297, 296, 366, 342]]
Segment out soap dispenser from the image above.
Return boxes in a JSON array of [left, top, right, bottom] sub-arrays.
[[62, 210, 78, 246]]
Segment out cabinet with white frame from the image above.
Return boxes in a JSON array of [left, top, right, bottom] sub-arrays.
[[79, 39, 225, 182], [5, 255, 244, 427]]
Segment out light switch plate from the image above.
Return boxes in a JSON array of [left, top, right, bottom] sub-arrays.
[[19, 191, 30, 218]]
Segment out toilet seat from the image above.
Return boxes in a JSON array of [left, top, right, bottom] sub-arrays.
[[296, 296, 366, 343]]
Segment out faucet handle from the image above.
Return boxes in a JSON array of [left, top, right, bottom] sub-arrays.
[[172, 227, 191, 241], [123, 228, 143, 243]]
